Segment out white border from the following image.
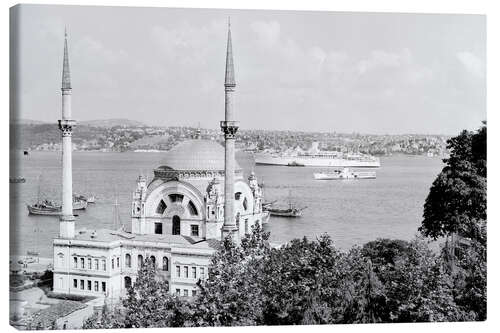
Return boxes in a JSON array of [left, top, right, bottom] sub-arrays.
[[2, 1, 498, 333]]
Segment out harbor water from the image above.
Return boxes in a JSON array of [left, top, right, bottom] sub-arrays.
[[10, 151, 444, 258]]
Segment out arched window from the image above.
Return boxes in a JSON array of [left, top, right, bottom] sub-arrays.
[[138, 255, 143, 268], [58, 254, 64, 267], [150, 255, 156, 267], [156, 200, 167, 215], [172, 215, 181, 235], [124, 276, 132, 289], [125, 254, 131, 268], [169, 193, 184, 203], [188, 201, 198, 216], [235, 192, 242, 200], [243, 197, 248, 211], [162, 257, 169, 271]]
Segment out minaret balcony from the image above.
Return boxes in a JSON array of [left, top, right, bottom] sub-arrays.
[[58, 119, 77, 136], [220, 120, 239, 128], [220, 121, 239, 136]]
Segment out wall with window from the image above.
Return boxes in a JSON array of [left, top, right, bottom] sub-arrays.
[[52, 241, 123, 297], [169, 247, 213, 297]]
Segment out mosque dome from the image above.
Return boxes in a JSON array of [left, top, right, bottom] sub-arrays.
[[158, 139, 241, 171]]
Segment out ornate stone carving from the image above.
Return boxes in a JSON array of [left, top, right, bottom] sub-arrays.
[[220, 120, 239, 139], [58, 119, 76, 137]]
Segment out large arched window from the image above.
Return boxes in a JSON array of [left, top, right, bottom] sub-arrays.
[[156, 200, 167, 215], [138, 255, 144, 268], [162, 257, 169, 271], [150, 255, 156, 267], [188, 201, 198, 216], [172, 215, 181, 235], [125, 254, 131, 268]]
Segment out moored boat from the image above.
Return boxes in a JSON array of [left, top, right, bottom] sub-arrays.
[[74, 194, 95, 204], [27, 200, 61, 216], [313, 168, 376, 180], [27, 196, 88, 216], [267, 190, 307, 217], [10, 177, 26, 183], [268, 206, 306, 217]]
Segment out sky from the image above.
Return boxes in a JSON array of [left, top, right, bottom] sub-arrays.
[[11, 4, 486, 135]]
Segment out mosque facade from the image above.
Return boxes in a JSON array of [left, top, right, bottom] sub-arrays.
[[52, 23, 268, 299]]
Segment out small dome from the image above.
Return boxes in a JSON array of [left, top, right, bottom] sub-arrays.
[[158, 139, 241, 171]]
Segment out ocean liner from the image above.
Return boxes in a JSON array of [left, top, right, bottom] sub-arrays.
[[254, 142, 381, 168]]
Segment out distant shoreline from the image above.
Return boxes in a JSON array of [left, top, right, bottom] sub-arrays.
[[11, 149, 446, 158]]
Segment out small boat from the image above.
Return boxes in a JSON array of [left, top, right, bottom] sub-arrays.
[[267, 190, 307, 217], [268, 206, 306, 217], [313, 168, 376, 180], [27, 200, 61, 216], [27, 197, 88, 216], [74, 194, 95, 204], [287, 161, 305, 167], [10, 177, 26, 183], [72, 197, 89, 210]]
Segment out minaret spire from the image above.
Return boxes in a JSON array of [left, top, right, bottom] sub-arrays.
[[62, 27, 71, 90], [220, 19, 240, 244], [58, 28, 76, 239], [224, 17, 235, 87]]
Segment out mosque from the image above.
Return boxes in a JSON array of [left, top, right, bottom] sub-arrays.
[[52, 22, 268, 299]]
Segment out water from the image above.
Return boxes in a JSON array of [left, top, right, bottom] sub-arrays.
[[10, 151, 443, 258]]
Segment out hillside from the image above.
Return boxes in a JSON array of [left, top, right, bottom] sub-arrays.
[[10, 123, 109, 150], [79, 119, 146, 128]]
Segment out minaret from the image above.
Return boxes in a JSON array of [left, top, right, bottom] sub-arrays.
[[58, 28, 76, 239], [220, 19, 239, 244]]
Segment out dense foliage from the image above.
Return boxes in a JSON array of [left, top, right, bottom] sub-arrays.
[[420, 123, 486, 244], [82, 124, 486, 328]]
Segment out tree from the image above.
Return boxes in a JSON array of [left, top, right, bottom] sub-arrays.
[[193, 224, 270, 326], [418, 123, 486, 321], [420, 123, 486, 244], [451, 239, 487, 320], [122, 258, 192, 328]]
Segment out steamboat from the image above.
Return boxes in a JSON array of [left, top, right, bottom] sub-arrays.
[[255, 142, 380, 168]]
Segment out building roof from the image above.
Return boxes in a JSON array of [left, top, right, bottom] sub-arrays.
[[69, 228, 220, 250], [158, 139, 241, 171]]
